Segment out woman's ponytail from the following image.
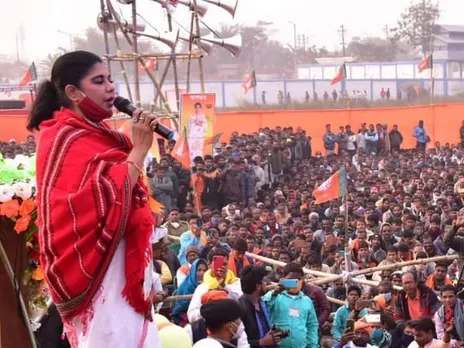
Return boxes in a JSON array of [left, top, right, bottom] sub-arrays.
[[27, 80, 60, 131]]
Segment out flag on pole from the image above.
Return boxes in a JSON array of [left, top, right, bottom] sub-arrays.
[[418, 55, 433, 73], [313, 166, 347, 204], [19, 62, 37, 87], [204, 133, 223, 146], [242, 71, 257, 94], [172, 127, 190, 168], [331, 63, 347, 85]]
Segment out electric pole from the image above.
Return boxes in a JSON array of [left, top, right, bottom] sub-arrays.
[[339, 25, 346, 57], [384, 25, 389, 46]]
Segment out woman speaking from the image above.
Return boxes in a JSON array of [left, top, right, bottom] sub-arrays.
[[27, 51, 161, 347]]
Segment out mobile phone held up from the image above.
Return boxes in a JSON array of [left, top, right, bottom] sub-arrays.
[[279, 278, 299, 289], [212, 255, 225, 276]]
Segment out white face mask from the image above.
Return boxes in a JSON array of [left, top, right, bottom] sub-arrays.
[[230, 321, 244, 340]]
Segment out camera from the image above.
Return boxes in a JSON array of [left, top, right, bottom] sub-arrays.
[[272, 325, 290, 339]]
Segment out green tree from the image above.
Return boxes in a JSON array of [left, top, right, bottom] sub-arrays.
[[392, 0, 440, 55], [347, 37, 398, 62], [40, 49, 68, 75]]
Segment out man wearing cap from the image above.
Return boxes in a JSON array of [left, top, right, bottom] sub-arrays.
[[334, 321, 378, 348]]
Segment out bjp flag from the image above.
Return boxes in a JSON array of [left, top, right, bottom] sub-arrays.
[[172, 127, 190, 168], [313, 166, 347, 204]]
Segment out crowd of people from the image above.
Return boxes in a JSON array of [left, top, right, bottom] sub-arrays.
[[8, 122, 464, 348]]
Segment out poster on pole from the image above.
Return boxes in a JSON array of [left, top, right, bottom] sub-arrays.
[[180, 93, 216, 160]]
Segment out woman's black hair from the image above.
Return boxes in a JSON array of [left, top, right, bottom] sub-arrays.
[[27, 51, 102, 131]]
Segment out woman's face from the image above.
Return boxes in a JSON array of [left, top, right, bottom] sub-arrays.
[[196, 263, 207, 283], [75, 62, 115, 111]]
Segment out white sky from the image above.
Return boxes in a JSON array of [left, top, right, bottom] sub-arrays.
[[1, 0, 463, 62]]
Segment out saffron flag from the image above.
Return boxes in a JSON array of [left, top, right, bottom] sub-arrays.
[[172, 127, 190, 168], [313, 166, 347, 204], [242, 71, 257, 94], [418, 55, 433, 73], [19, 62, 38, 87], [331, 63, 347, 85], [138, 57, 157, 73], [204, 133, 223, 146]]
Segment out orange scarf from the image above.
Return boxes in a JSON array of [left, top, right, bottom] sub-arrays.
[[425, 274, 453, 290], [227, 251, 250, 276]]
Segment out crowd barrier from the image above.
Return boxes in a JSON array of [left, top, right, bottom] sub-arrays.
[[1, 103, 464, 154]]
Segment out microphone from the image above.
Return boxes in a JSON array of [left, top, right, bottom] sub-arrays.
[[113, 96, 175, 140]]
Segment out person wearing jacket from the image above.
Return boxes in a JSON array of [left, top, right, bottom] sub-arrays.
[[389, 125, 404, 153], [364, 124, 379, 155], [323, 124, 337, 156], [433, 285, 464, 345], [303, 283, 331, 330], [262, 263, 319, 348], [239, 266, 283, 348], [394, 271, 440, 323], [413, 120, 428, 151]]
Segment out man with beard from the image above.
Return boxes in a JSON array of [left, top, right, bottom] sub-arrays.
[[334, 321, 378, 348], [238, 266, 283, 347]]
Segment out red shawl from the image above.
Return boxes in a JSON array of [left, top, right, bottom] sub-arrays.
[[36, 108, 154, 320]]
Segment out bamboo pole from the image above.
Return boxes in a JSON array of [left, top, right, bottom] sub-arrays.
[[162, 285, 346, 306], [106, 0, 173, 114], [165, 236, 457, 289], [246, 252, 402, 291]]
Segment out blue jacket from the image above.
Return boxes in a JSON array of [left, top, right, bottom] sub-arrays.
[[413, 126, 427, 143], [331, 304, 368, 341], [178, 230, 205, 265], [262, 290, 319, 348], [323, 132, 337, 150]]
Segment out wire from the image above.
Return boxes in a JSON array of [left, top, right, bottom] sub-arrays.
[[172, 17, 192, 35], [199, 19, 223, 39], [136, 12, 160, 35]]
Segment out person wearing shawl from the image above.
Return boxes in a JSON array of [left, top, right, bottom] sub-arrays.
[[188, 248, 242, 323], [29, 51, 162, 347], [172, 258, 208, 326], [176, 246, 201, 286], [228, 238, 251, 277]]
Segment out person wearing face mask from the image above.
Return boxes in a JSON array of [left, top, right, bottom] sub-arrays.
[[29, 51, 162, 346], [193, 299, 245, 348], [262, 263, 319, 348]]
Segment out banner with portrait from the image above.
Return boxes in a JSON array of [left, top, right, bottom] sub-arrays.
[[180, 93, 216, 161]]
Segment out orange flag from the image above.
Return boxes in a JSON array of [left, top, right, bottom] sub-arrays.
[[313, 166, 347, 204], [172, 127, 190, 168], [204, 133, 223, 146]]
